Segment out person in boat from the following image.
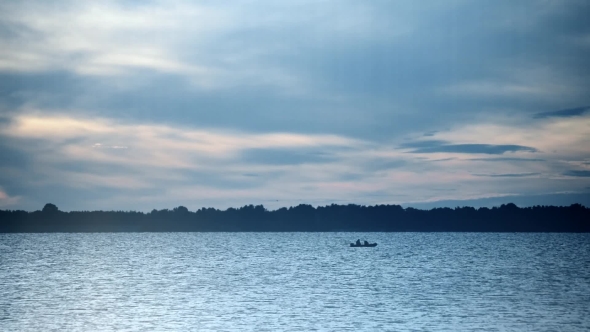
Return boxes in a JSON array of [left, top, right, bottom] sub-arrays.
[[355, 239, 361, 246], [363, 240, 369, 246]]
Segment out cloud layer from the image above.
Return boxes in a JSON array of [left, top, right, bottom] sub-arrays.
[[1, 0, 589, 210], [1, 110, 589, 210]]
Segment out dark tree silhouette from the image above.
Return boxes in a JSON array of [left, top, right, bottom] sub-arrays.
[[0, 202, 588, 233], [42, 203, 59, 213], [173, 206, 189, 214]]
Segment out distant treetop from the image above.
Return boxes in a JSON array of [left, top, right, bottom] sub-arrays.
[[174, 206, 189, 213], [42, 203, 59, 213]]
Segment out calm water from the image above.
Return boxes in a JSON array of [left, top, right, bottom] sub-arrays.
[[1, 233, 589, 331]]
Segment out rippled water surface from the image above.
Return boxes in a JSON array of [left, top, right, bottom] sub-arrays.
[[1, 233, 589, 331]]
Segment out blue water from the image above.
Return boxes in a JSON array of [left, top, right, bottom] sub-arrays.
[[1, 233, 589, 331]]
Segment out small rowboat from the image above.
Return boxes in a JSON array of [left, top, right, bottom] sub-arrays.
[[350, 243, 377, 247]]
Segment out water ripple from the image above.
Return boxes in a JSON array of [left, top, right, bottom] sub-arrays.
[[0, 233, 589, 331]]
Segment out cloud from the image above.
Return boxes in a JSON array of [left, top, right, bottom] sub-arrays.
[[0, 112, 391, 209], [8, 109, 588, 211], [440, 81, 546, 98], [426, 117, 590, 158], [240, 148, 338, 166], [534, 106, 590, 119], [437, 65, 589, 104], [3, 113, 362, 154], [2, 0, 590, 144], [404, 192, 590, 209], [0, 188, 20, 207], [1, 1, 590, 211], [0, 113, 368, 180], [0, 0, 415, 94], [0, 0, 318, 94], [0, 110, 588, 211], [362, 159, 407, 172], [473, 172, 540, 178], [92, 143, 128, 149], [468, 157, 545, 162], [403, 142, 537, 155], [564, 170, 590, 177], [0, 1, 222, 76], [399, 140, 447, 149]]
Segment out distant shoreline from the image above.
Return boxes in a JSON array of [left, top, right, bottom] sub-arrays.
[[1, 203, 589, 233]]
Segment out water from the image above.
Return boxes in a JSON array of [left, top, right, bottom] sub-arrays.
[[1, 233, 589, 331]]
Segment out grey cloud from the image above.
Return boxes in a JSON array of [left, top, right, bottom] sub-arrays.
[[49, 150, 280, 191], [399, 140, 447, 149], [361, 191, 408, 198], [431, 188, 457, 192], [564, 170, 590, 177], [1, 1, 590, 211], [363, 159, 407, 172], [0, 71, 387, 138], [34, 186, 166, 212], [403, 141, 537, 155], [534, 106, 590, 119], [0, 71, 87, 110], [428, 158, 456, 162], [48, 159, 138, 175], [336, 173, 366, 181], [0, 142, 30, 168], [468, 157, 545, 162], [181, 170, 265, 190], [404, 193, 590, 210], [473, 173, 540, 178], [240, 148, 337, 165], [287, 1, 590, 107], [2, 1, 590, 142]]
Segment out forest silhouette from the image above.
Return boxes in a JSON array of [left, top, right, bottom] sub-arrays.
[[1, 203, 588, 232]]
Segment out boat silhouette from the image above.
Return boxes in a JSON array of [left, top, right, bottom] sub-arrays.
[[350, 242, 377, 247]]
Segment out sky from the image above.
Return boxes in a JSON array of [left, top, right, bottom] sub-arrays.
[[1, 0, 589, 212]]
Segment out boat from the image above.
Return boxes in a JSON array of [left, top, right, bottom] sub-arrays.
[[350, 242, 377, 247]]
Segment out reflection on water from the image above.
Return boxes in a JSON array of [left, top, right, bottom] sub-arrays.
[[1, 233, 589, 331]]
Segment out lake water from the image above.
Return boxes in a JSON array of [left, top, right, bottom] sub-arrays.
[[1, 233, 589, 331]]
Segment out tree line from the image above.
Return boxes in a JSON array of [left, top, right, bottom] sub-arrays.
[[0, 202, 588, 232]]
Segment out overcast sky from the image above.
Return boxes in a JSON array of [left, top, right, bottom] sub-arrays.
[[1, 0, 589, 211]]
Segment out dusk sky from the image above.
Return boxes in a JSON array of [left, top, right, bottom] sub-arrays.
[[1, 0, 589, 211]]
